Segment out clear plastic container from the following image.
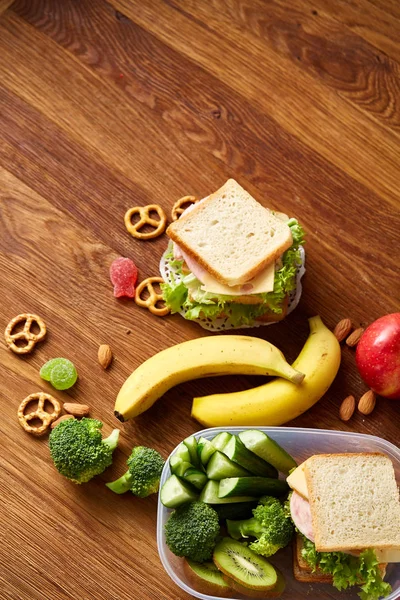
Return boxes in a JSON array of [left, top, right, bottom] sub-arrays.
[[157, 427, 400, 600]]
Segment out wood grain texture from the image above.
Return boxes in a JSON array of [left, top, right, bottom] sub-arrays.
[[0, 1, 399, 599]]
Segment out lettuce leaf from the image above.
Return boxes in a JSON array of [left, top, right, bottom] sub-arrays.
[[161, 218, 305, 327], [301, 536, 391, 600], [288, 218, 305, 246], [161, 280, 188, 314]]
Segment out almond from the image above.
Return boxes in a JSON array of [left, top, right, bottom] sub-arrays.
[[358, 390, 376, 415], [333, 318, 353, 342], [346, 327, 364, 347], [98, 344, 113, 369], [63, 403, 90, 417], [51, 414, 75, 429], [339, 395, 356, 421]]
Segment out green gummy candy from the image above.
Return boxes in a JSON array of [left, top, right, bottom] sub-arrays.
[[39, 360, 54, 382], [40, 358, 78, 390]]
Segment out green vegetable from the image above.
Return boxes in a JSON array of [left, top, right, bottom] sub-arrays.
[[106, 446, 164, 497], [164, 501, 220, 562], [161, 219, 305, 328], [49, 418, 119, 484], [227, 496, 293, 558], [160, 474, 199, 508], [301, 535, 391, 600]]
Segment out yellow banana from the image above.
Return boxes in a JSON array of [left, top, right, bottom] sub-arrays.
[[114, 336, 304, 421], [191, 316, 340, 427]]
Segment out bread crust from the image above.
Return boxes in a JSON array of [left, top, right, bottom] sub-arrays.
[[167, 179, 293, 286]]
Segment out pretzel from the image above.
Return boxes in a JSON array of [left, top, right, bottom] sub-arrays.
[[124, 204, 167, 239], [135, 277, 170, 316], [18, 392, 61, 436], [171, 195, 199, 221], [5, 313, 47, 354]]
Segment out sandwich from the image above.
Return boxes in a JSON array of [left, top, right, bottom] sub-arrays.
[[159, 179, 305, 330], [287, 453, 400, 600]]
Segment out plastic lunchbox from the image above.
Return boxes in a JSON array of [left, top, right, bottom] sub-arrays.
[[157, 427, 400, 600]]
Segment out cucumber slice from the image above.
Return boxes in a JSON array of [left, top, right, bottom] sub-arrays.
[[211, 432, 232, 451], [183, 468, 208, 490], [200, 480, 256, 504], [207, 451, 251, 480], [222, 436, 278, 478], [197, 437, 217, 466], [219, 477, 289, 498], [160, 474, 198, 508], [170, 456, 194, 477], [174, 442, 191, 463], [239, 430, 297, 474], [183, 435, 200, 468], [211, 501, 257, 521]]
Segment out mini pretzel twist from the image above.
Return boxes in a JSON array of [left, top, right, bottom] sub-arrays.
[[124, 204, 167, 240], [5, 313, 47, 354], [18, 392, 61, 436], [135, 277, 170, 316], [171, 195, 199, 221]]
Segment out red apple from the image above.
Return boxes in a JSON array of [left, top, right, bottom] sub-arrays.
[[356, 313, 400, 399]]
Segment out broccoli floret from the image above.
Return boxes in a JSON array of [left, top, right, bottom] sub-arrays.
[[106, 446, 164, 497], [227, 496, 293, 558], [165, 501, 220, 563], [49, 418, 119, 484]]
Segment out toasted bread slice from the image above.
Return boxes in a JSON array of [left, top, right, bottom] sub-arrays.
[[167, 179, 293, 286], [293, 534, 387, 583], [304, 453, 400, 553], [255, 296, 289, 321], [293, 535, 332, 583]]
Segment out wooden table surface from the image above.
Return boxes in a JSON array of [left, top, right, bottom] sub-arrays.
[[1, 0, 399, 599]]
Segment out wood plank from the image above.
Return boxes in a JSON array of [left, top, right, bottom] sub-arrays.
[[1, 2, 400, 599], [0, 39, 398, 328], [368, 0, 400, 19], [301, 0, 400, 63], [0, 167, 192, 599], [0, 0, 14, 17], [165, 0, 400, 132], [0, 11, 216, 200], [111, 0, 400, 208]]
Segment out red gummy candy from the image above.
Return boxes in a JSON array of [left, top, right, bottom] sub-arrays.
[[110, 257, 138, 298]]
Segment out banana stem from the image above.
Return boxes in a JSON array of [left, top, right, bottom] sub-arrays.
[[308, 315, 322, 333], [290, 370, 305, 385]]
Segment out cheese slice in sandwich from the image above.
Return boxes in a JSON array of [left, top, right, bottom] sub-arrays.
[[166, 178, 293, 287], [200, 262, 275, 296], [286, 459, 310, 500]]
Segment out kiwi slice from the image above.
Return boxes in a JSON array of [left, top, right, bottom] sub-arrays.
[[183, 559, 231, 597], [213, 538, 277, 591], [225, 568, 286, 598]]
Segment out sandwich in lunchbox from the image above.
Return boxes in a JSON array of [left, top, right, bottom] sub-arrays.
[[287, 453, 400, 599], [159, 179, 305, 331]]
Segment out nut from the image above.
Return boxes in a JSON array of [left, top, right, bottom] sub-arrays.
[[339, 395, 356, 421], [98, 344, 113, 369], [358, 390, 376, 415], [63, 403, 90, 417], [333, 318, 353, 342], [345, 327, 364, 347], [51, 414, 75, 429]]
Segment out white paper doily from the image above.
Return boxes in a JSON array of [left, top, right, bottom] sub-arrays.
[[160, 245, 305, 332]]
